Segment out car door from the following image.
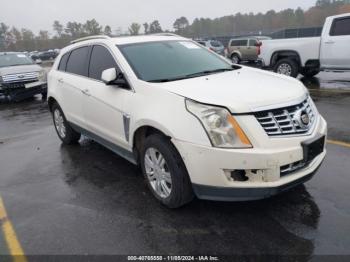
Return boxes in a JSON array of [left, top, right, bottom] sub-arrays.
[[58, 46, 90, 129], [238, 39, 248, 60], [83, 44, 132, 149], [320, 16, 350, 69], [247, 39, 258, 61]]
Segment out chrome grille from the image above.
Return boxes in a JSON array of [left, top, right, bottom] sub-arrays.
[[254, 98, 316, 136], [2, 72, 39, 83]]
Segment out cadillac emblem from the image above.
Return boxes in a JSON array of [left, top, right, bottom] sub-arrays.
[[294, 109, 310, 129]]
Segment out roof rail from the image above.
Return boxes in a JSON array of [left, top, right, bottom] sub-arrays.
[[151, 33, 180, 37], [70, 35, 111, 44]]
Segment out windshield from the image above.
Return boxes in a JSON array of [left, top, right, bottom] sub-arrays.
[[0, 53, 34, 68], [118, 40, 233, 82]]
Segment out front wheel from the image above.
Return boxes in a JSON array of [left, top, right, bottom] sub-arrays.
[[140, 134, 194, 208], [52, 103, 81, 144], [231, 54, 241, 64], [273, 58, 299, 78], [300, 68, 320, 78]]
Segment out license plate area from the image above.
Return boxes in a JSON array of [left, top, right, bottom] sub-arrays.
[[302, 135, 325, 164]]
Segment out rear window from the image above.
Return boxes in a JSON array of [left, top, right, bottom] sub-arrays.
[[66, 46, 89, 76], [249, 39, 258, 47], [210, 41, 223, 47], [58, 53, 69, 71], [330, 17, 350, 36], [230, 40, 248, 47]]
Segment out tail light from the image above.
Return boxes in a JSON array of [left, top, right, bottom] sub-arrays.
[[257, 42, 262, 56]]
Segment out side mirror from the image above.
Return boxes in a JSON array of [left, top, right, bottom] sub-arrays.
[[35, 59, 42, 64], [101, 68, 117, 84], [101, 68, 129, 88]]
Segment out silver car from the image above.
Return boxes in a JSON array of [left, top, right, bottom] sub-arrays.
[[0, 52, 47, 102], [196, 40, 225, 56]]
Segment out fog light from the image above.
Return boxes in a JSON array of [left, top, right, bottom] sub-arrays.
[[230, 170, 248, 181]]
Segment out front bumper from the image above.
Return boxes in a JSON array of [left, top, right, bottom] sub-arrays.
[[172, 116, 327, 201], [0, 82, 47, 102]]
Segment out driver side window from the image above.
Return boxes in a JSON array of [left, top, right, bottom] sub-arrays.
[[88, 45, 117, 81]]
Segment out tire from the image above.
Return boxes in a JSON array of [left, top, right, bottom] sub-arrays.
[[273, 58, 299, 78], [300, 68, 320, 78], [140, 134, 194, 208], [231, 54, 241, 64], [51, 102, 81, 145]]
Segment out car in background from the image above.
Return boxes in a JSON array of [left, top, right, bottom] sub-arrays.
[[227, 36, 271, 64], [0, 52, 47, 102], [259, 13, 350, 78], [39, 50, 58, 61], [196, 40, 225, 56]]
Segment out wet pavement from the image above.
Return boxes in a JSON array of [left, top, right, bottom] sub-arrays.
[[0, 72, 350, 259]]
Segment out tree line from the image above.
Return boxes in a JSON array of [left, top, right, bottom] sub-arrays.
[[0, 0, 349, 52]]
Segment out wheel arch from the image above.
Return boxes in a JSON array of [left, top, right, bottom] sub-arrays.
[[270, 50, 302, 68], [231, 51, 242, 59], [48, 96, 58, 112], [131, 122, 175, 164]]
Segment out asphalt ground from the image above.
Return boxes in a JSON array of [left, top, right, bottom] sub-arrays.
[[0, 71, 349, 261]]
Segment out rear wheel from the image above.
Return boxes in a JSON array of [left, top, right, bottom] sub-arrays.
[[274, 58, 299, 78], [140, 134, 194, 208], [52, 103, 81, 144], [300, 68, 320, 78]]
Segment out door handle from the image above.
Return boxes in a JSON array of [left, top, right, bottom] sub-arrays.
[[58, 78, 64, 83], [81, 89, 91, 96], [325, 41, 335, 44]]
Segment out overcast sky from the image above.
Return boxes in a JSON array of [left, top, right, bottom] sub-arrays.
[[0, 0, 316, 34]]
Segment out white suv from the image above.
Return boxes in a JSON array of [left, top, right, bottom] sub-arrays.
[[48, 34, 327, 208]]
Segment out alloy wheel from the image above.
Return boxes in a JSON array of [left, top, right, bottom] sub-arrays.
[[144, 148, 172, 198], [54, 109, 66, 138], [277, 63, 292, 76]]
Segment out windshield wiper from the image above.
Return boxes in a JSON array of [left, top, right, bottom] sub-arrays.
[[148, 67, 235, 83]]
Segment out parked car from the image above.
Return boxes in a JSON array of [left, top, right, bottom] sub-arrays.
[[39, 51, 58, 61], [196, 40, 225, 56], [48, 34, 327, 208], [0, 52, 47, 102], [227, 36, 271, 64], [259, 13, 350, 77]]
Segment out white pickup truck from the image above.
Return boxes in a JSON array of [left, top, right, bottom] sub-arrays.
[[259, 13, 350, 78]]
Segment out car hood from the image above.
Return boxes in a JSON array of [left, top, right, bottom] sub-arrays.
[[0, 64, 42, 76], [157, 67, 307, 113]]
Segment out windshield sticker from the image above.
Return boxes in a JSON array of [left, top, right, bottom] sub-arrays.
[[179, 42, 200, 49], [17, 54, 26, 58]]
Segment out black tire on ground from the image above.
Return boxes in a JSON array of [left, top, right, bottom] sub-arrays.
[[300, 68, 320, 78], [273, 58, 299, 78], [231, 54, 241, 64], [51, 102, 81, 145], [140, 134, 194, 208]]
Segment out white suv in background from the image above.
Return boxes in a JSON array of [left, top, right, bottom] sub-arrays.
[[48, 34, 327, 208]]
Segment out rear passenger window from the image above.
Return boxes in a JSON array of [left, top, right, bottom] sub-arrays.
[[89, 45, 117, 80], [231, 40, 247, 47], [58, 53, 69, 71], [330, 17, 350, 36], [66, 46, 89, 76]]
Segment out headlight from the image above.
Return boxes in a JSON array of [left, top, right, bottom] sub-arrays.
[[38, 70, 47, 82], [186, 99, 252, 148]]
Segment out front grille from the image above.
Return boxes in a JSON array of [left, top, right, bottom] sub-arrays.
[[2, 80, 37, 89], [254, 98, 316, 136], [2, 72, 39, 83]]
